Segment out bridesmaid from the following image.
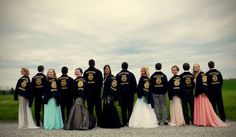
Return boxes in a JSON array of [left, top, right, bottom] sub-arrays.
[[129, 66, 158, 128], [14, 68, 38, 129], [44, 69, 64, 129], [168, 65, 185, 126], [64, 68, 96, 130], [193, 64, 229, 127], [100, 65, 121, 128]]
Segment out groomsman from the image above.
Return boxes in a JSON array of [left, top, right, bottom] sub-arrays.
[[150, 63, 168, 125], [58, 66, 74, 123], [206, 61, 226, 121], [180, 63, 195, 124], [116, 62, 137, 126], [84, 59, 103, 126], [31, 65, 47, 126]]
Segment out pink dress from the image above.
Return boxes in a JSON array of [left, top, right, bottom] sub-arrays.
[[193, 72, 229, 128]]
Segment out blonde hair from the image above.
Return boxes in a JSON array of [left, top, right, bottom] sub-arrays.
[[141, 66, 150, 77], [193, 63, 200, 78], [21, 67, 29, 76], [47, 68, 57, 78]]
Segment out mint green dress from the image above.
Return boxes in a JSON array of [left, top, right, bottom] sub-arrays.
[[44, 98, 64, 129]]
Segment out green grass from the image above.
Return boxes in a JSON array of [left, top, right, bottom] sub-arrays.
[[222, 80, 236, 120], [0, 79, 236, 121], [0, 95, 18, 121]]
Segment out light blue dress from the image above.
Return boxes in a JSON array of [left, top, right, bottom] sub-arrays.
[[44, 98, 64, 129]]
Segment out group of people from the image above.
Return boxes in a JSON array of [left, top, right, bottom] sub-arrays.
[[14, 59, 229, 130]]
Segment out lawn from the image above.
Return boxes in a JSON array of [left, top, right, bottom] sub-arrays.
[[0, 79, 236, 121]]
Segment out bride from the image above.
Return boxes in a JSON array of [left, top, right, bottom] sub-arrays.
[[128, 66, 159, 128]]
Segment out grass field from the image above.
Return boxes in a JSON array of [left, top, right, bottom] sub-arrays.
[[0, 80, 236, 121]]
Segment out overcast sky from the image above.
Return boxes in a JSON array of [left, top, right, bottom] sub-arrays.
[[0, 0, 236, 89]]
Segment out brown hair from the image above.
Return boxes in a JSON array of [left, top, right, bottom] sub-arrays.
[[103, 65, 111, 78], [47, 68, 57, 78], [171, 65, 179, 71]]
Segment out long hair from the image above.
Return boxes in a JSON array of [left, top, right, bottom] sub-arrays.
[[103, 65, 111, 78], [141, 65, 150, 77], [193, 64, 200, 78]]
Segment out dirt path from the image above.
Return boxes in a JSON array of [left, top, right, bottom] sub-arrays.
[[0, 121, 235, 137]]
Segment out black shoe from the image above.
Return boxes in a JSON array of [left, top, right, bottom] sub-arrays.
[[97, 121, 102, 127], [164, 122, 168, 125], [36, 122, 40, 127], [158, 123, 160, 125], [121, 124, 127, 127]]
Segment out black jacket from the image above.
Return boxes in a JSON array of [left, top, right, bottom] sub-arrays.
[[31, 73, 47, 97], [150, 71, 168, 95], [180, 71, 195, 90], [102, 74, 119, 103], [14, 76, 31, 102], [137, 76, 154, 108], [58, 74, 74, 99], [73, 76, 86, 100], [168, 75, 182, 100], [116, 69, 137, 96], [195, 72, 208, 97], [84, 66, 103, 96], [44, 78, 61, 106], [206, 69, 223, 94]]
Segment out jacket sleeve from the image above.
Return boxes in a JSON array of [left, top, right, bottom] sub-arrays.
[[192, 75, 195, 89], [148, 88, 155, 108], [163, 75, 168, 94], [28, 81, 34, 107], [43, 81, 49, 104], [131, 73, 137, 94], [72, 80, 77, 100], [31, 77, 36, 97], [97, 70, 103, 90], [168, 79, 173, 100], [150, 75, 155, 94]]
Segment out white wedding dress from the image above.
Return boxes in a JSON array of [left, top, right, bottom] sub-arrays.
[[128, 97, 159, 128], [18, 96, 39, 129]]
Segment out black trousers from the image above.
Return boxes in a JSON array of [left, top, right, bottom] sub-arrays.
[[61, 95, 73, 123], [119, 95, 134, 125], [87, 93, 102, 126], [182, 89, 194, 124], [34, 96, 44, 126], [208, 91, 226, 121]]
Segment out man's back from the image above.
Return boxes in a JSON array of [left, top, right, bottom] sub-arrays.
[[58, 74, 74, 93], [180, 71, 195, 90], [206, 69, 223, 91], [150, 71, 168, 94], [84, 67, 103, 90], [32, 73, 47, 96], [116, 69, 137, 95]]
